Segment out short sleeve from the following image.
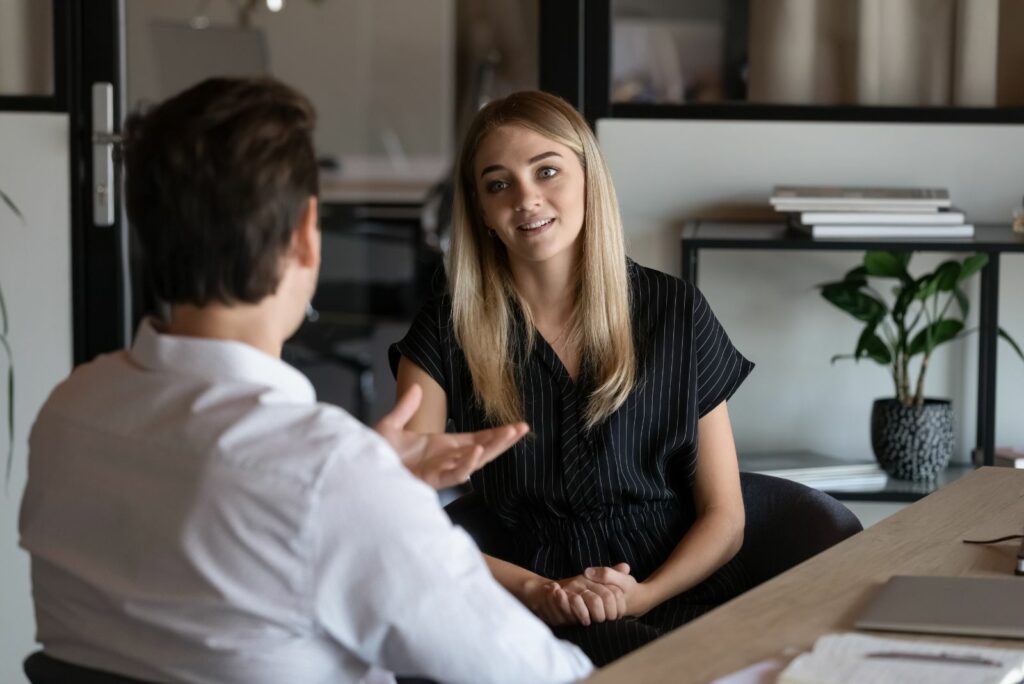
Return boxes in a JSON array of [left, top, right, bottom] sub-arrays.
[[388, 297, 450, 391], [692, 287, 754, 417]]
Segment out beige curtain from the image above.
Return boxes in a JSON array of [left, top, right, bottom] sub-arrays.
[[0, 0, 53, 96], [748, 0, 1000, 107]]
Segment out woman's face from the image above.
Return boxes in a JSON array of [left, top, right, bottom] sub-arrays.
[[473, 125, 585, 268]]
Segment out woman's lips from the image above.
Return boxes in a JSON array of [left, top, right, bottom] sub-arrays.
[[517, 217, 554, 233]]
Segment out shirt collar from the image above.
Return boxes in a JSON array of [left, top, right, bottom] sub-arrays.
[[130, 318, 316, 404]]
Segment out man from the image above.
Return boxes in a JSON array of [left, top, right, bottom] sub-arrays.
[[19, 77, 592, 684]]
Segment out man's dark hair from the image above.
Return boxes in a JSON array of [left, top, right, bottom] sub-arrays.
[[123, 77, 318, 305]]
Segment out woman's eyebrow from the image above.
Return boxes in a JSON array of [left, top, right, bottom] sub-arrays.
[[479, 151, 563, 177]]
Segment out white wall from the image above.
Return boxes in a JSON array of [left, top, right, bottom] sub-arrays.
[[0, 113, 72, 682], [599, 118, 1024, 463]]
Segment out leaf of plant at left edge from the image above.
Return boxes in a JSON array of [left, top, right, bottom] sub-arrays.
[[0, 283, 7, 336], [999, 327, 1024, 362], [0, 188, 24, 223], [0, 332, 12, 486]]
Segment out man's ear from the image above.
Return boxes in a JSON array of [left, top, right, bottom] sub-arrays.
[[292, 196, 320, 269]]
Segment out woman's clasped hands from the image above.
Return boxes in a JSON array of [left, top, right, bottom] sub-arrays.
[[525, 563, 654, 627]]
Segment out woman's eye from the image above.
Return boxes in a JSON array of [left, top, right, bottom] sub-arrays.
[[538, 167, 559, 179], [485, 180, 508, 193]]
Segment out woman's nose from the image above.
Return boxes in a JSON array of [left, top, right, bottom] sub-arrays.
[[514, 181, 542, 211]]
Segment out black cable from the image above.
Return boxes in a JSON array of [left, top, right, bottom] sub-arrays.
[[962, 534, 1024, 545]]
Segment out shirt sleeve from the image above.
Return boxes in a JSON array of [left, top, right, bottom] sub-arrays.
[[691, 286, 754, 418], [311, 429, 593, 684], [388, 297, 449, 391]]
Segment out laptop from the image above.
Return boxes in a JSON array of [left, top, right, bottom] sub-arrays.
[[855, 575, 1024, 639]]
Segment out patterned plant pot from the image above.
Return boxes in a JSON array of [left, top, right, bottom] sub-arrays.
[[870, 398, 954, 481]]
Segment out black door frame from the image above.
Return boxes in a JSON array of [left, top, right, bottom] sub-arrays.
[[67, 0, 130, 365]]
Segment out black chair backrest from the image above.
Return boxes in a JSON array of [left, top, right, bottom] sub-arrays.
[[24, 652, 153, 684], [444, 471, 863, 592]]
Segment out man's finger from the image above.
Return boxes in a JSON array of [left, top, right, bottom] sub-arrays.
[[447, 445, 483, 484], [377, 384, 422, 431]]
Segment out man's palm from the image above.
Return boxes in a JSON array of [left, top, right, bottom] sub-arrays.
[[375, 385, 528, 489]]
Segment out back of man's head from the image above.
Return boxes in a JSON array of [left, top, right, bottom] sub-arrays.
[[124, 77, 318, 307]]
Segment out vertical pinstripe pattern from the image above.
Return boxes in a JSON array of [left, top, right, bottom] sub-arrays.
[[389, 261, 754, 666]]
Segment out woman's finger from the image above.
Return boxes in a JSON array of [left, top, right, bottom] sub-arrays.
[[581, 589, 605, 623], [569, 593, 590, 626]]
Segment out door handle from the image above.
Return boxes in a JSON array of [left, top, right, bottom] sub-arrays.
[[91, 82, 121, 227]]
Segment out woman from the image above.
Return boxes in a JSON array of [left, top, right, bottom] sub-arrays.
[[389, 91, 753, 665]]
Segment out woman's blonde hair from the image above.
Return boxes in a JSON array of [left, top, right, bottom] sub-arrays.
[[449, 90, 635, 430]]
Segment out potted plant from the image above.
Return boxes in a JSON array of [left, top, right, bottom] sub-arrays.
[[1, 187, 22, 483], [819, 250, 1023, 481]]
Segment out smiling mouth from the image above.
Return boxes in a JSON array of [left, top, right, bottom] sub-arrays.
[[517, 218, 554, 232]]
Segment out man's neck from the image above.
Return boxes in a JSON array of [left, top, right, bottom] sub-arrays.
[[165, 302, 285, 358]]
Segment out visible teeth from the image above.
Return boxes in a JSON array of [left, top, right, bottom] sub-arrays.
[[521, 218, 552, 230]]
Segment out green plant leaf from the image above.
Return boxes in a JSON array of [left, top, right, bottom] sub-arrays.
[[892, 279, 920, 319], [915, 273, 940, 302], [821, 283, 887, 323], [953, 285, 969, 318], [933, 260, 962, 292], [0, 332, 12, 486], [864, 250, 909, 279], [958, 253, 988, 281], [0, 283, 7, 337], [908, 319, 964, 356], [999, 327, 1024, 362], [855, 325, 892, 364], [843, 265, 867, 287], [830, 353, 856, 364], [0, 188, 24, 223]]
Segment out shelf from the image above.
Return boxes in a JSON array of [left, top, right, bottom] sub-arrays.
[[681, 221, 1024, 253], [741, 451, 976, 503]]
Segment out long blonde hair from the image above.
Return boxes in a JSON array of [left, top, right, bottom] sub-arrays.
[[449, 91, 635, 430]]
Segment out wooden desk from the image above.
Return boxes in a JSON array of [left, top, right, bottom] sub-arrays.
[[586, 467, 1024, 683]]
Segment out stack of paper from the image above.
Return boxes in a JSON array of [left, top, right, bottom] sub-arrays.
[[770, 186, 974, 239], [778, 632, 1024, 684], [741, 451, 888, 492]]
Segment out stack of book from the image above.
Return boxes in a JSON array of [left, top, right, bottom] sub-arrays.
[[995, 447, 1024, 468], [740, 451, 888, 492], [770, 185, 975, 239]]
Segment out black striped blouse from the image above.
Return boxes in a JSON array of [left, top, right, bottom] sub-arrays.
[[389, 260, 754, 665]]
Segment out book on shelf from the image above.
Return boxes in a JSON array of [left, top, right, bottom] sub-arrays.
[[995, 447, 1024, 468], [795, 208, 966, 225], [778, 632, 1024, 684], [740, 451, 888, 490], [771, 185, 952, 210], [774, 202, 944, 213], [792, 223, 975, 240]]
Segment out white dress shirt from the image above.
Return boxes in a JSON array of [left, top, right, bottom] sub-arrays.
[[19, 321, 592, 684]]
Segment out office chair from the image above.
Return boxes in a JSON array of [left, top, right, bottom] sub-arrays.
[[24, 652, 151, 684], [444, 472, 863, 593], [25, 651, 437, 684]]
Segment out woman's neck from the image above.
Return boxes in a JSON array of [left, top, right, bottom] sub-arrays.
[[509, 251, 579, 331]]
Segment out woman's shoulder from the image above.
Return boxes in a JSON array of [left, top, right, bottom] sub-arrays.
[[627, 259, 700, 309], [410, 291, 454, 325]]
